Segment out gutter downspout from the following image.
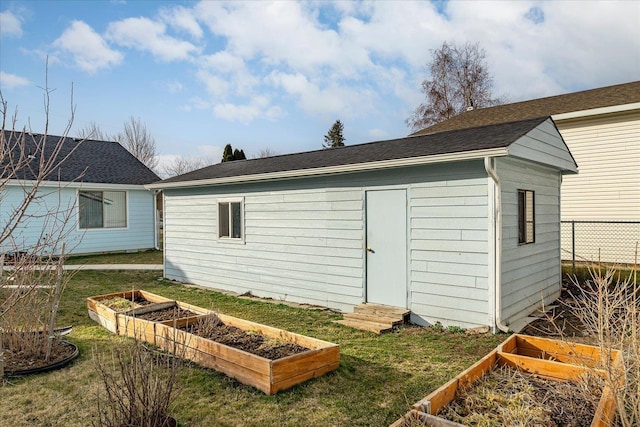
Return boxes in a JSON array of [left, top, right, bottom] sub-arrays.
[[484, 157, 510, 333], [153, 190, 160, 251]]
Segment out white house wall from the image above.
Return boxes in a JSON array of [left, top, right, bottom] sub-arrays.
[[163, 161, 491, 326], [556, 110, 640, 264], [1, 185, 156, 255], [497, 157, 562, 327], [558, 110, 639, 221]]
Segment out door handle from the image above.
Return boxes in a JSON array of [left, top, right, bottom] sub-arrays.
[[366, 247, 374, 253]]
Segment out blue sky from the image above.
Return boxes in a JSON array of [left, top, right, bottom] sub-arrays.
[[1, 1, 639, 175]]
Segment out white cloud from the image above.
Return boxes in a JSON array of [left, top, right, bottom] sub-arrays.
[[0, 71, 30, 89], [160, 6, 203, 39], [268, 71, 373, 118], [200, 51, 245, 74], [164, 80, 184, 93], [0, 10, 23, 37], [53, 21, 123, 73], [196, 69, 230, 97], [213, 96, 284, 124], [195, 1, 371, 77], [106, 17, 200, 61]]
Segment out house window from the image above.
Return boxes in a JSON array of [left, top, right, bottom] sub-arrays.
[[79, 191, 127, 229], [518, 190, 535, 244], [218, 198, 243, 240]]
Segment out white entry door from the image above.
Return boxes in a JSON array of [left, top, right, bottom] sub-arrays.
[[365, 189, 407, 308]]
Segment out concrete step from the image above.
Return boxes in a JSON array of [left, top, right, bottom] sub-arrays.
[[342, 311, 405, 326], [334, 318, 394, 334]]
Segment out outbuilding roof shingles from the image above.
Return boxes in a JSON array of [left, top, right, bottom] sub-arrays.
[[160, 116, 550, 184], [1, 131, 160, 185], [412, 80, 640, 136]]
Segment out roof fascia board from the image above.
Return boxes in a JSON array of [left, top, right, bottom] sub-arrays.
[[552, 102, 640, 121], [147, 148, 508, 190], [7, 179, 150, 191]]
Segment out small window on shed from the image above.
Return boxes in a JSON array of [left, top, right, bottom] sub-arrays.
[[518, 190, 535, 244], [218, 198, 243, 241]]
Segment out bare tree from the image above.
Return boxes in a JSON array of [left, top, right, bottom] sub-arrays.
[[1, 74, 83, 377], [253, 147, 279, 159], [162, 155, 214, 178], [406, 41, 505, 132], [116, 116, 158, 171], [76, 121, 112, 141]]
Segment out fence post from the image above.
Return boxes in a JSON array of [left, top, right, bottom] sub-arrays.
[[571, 220, 576, 274]]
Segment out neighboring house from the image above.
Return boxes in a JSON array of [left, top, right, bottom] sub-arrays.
[[149, 117, 576, 332], [1, 131, 160, 255], [412, 81, 640, 264]]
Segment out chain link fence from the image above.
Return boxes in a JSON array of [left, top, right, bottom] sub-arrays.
[[561, 220, 640, 267]]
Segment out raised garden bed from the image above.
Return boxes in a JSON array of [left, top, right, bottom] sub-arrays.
[[87, 290, 340, 394], [391, 334, 621, 427]]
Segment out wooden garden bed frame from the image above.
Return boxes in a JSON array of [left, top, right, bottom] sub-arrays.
[[87, 290, 340, 394], [391, 334, 621, 427]]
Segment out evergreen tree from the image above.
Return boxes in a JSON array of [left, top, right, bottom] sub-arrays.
[[323, 120, 345, 149], [233, 148, 246, 160], [221, 144, 234, 162], [221, 144, 247, 162]]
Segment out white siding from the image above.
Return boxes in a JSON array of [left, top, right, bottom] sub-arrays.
[[409, 162, 490, 328], [1, 185, 156, 255], [498, 158, 562, 327], [556, 111, 640, 264], [164, 183, 365, 312], [509, 118, 578, 173], [164, 162, 492, 327], [558, 111, 639, 220]]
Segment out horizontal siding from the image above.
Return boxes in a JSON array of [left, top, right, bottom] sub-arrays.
[[557, 111, 640, 220], [164, 162, 495, 325], [164, 184, 365, 312], [498, 158, 562, 326], [1, 186, 155, 255], [409, 161, 489, 328], [508, 118, 577, 172]]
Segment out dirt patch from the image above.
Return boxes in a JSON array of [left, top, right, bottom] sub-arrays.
[[134, 306, 197, 322], [438, 365, 603, 427], [2, 338, 77, 373], [521, 280, 594, 343], [179, 315, 309, 360]]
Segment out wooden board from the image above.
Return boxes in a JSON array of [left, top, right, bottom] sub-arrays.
[[88, 290, 340, 395], [409, 334, 617, 427]]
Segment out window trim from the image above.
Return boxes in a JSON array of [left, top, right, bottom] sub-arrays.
[[78, 190, 129, 230], [217, 197, 245, 243], [517, 189, 535, 245]]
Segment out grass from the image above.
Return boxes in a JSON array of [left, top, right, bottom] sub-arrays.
[[64, 249, 163, 265], [0, 269, 505, 426], [562, 263, 638, 285]]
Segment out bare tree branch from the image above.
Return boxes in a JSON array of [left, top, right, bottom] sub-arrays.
[[406, 41, 506, 132], [117, 116, 158, 171], [162, 155, 214, 178]]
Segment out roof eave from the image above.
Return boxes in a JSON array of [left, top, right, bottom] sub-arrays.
[[7, 179, 153, 190], [146, 147, 509, 190], [552, 102, 640, 121]]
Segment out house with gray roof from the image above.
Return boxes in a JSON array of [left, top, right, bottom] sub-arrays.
[[1, 131, 160, 255], [414, 81, 640, 264], [149, 116, 576, 332]]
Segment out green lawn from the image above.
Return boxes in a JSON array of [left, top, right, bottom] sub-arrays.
[[65, 249, 163, 265], [0, 269, 505, 426]]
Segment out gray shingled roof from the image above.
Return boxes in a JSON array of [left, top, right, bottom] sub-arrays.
[[159, 116, 550, 185], [1, 131, 160, 185], [412, 81, 640, 136]]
